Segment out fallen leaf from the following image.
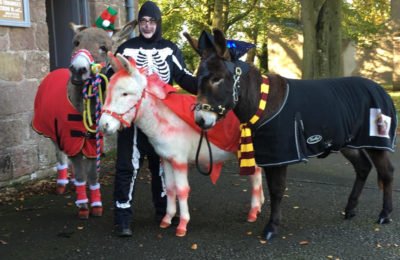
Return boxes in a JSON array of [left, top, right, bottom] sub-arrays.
[[327, 256, 333, 259], [374, 227, 380, 232], [299, 240, 309, 245], [376, 243, 382, 248], [259, 240, 267, 244], [191, 243, 198, 250], [0, 240, 8, 245], [77, 226, 84, 230], [246, 231, 252, 235], [293, 206, 299, 209], [242, 189, 247, 192], [157, 234, 163, 239]]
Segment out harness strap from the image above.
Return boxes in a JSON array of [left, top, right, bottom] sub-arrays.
[[238, 76, 269, 175], [101, 88, 146, 128], [101, 109, 132, 127]]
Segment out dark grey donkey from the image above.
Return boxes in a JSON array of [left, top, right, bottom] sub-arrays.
[[184, 29, 396, 240]]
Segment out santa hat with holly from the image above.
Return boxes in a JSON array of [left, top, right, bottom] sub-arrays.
[[95, 6, 118, 36]]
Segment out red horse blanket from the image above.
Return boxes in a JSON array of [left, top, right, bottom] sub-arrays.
[[161, 84, 240, 184], [162, 87, 240, 153], [32, 68, 103, 158]]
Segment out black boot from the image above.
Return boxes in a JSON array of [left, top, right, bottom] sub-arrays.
[[114, 208, 133, 237], [115, 224, 133, 237]]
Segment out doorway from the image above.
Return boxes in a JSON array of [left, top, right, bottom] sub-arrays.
[[46, 0, 89, 70]]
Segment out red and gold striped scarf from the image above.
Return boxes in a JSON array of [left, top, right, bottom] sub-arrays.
[[238, 76, 269, 175]]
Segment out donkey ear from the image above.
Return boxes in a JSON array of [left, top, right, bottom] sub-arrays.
[[69, 22, 87, 33], [108, 52, 122, 72], [116, 53, 135, 75], [112, 20, 138, 45], [198, 30, 217, 54], [213, 29, 229, 59], [183, 32, 201, 55]]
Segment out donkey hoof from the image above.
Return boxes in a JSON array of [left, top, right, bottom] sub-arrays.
[[264, 231, 276, 241], [78, 208, 89, 220], [247, 207, 260, 222], [176, 228, 187, 237], [377, 217, 391, 224], [344, 211, 356, 220], [56, 185, 66, 195], [90, 206, 103, 217], [263, 224, 277, 241], [160, 221, 171, 229]]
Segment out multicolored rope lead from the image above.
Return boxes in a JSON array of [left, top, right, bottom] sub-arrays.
[[238, 76, 269, 175], [82, 66, 108, 175]]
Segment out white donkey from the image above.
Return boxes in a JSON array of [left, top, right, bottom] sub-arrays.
[[99, 53, 264, 237], [32, 21, 135, 219]]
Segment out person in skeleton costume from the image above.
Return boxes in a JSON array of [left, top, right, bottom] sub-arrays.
[[109, 1, 197, 237]]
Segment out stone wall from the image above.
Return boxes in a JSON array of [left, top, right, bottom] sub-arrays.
[[0, 0, 51, 188], [0, 0, 133, 188]]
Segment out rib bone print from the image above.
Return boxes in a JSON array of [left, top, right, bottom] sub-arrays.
[[123, 47, 172, 83]]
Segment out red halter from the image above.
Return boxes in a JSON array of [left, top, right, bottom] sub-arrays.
[[101, 91, 146, 128], [71, 49, 106, 70]]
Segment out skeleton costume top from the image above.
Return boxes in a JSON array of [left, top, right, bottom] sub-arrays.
[[111, 2, 196, 94], [115, 39, 196, 93]]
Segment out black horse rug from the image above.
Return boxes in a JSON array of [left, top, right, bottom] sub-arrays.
[[253, 76, 397, 167]]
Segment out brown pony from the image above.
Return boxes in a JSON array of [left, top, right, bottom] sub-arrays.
[[184, 29, 397, 240]]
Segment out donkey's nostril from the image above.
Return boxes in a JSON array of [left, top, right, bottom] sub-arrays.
[[78, 67, 88, 75]]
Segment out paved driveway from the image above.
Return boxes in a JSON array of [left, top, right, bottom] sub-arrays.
[[1, 151, 399, 259]]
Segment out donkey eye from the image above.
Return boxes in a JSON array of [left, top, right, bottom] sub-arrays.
[[73, 40, 80, 47], [99, 46, 108, 53], [210, 77, 222, 85], [122, 93, 128, 96]]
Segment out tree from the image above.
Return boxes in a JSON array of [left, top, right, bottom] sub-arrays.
[[300, 0, 342, 79], [391, 0, 400, 90], [154, 0, 260, 70]]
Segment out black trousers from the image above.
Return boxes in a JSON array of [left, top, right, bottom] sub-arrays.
[[113, 125, 166, 227]]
